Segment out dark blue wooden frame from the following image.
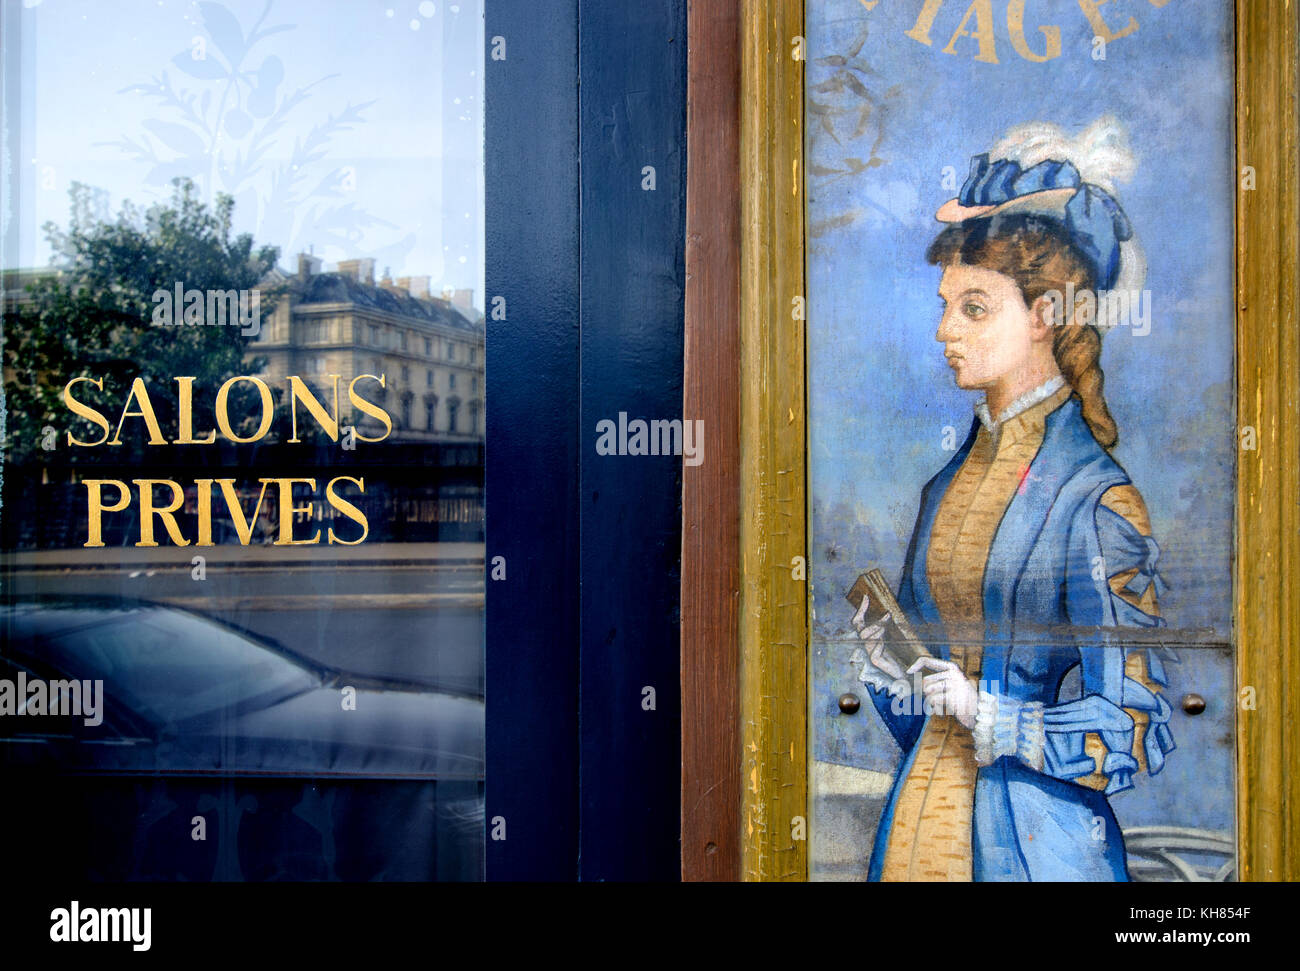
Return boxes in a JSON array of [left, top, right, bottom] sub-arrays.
[[485, 0, 686, 881], [577, 0, 687, 882], [484, 0, 581, 881]]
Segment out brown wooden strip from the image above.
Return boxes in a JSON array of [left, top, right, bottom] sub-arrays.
[[681, 0, 743, 881]]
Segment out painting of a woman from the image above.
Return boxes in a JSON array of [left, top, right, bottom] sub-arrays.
[[850, 120, 1177, 881]]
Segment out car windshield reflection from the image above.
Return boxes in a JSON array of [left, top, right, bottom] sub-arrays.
[[8, 603, 320, 728]]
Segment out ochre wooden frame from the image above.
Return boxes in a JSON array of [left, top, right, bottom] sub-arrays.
[[1233, 0, 1299, 881], [737, 0, 807, 882], [682, 0, 1299, 881]]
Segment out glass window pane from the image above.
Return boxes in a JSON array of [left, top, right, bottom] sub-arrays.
[[1, 0, 485, 882]]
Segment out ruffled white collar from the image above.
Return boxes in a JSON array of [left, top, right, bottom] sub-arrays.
[[975, 374, 1066, 432]]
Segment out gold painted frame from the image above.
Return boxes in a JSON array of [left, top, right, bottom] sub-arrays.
[[734, 0, 1298, 881]]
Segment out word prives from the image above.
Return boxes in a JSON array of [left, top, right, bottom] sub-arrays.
[[84, 476, 370, 548]]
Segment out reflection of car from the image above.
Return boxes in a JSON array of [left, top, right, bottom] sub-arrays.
[[1, 597, 483, 881]]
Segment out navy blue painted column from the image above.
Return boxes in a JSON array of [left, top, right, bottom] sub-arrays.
[[485, 0, 582, 881], [578, 0, 687, 881]]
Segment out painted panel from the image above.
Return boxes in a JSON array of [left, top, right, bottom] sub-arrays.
[[805, 0, 1236, 882]]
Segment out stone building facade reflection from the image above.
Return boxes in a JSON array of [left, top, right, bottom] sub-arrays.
[[254, 254, 485, 443]]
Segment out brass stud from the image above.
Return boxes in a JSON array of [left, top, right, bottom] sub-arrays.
[[838, 692, 861, 715]]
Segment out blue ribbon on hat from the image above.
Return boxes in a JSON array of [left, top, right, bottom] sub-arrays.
[[957, 153, 1133, 290]]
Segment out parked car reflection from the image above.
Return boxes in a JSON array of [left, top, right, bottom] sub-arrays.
[[1, 597, 483, 881]]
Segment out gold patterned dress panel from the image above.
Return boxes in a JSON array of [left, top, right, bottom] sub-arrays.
[[879, 384, 1071, 882]]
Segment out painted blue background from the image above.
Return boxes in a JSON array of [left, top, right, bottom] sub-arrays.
[[807, 0, 1236, 851]]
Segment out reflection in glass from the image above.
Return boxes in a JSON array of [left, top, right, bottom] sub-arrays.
[[1, 0, 485, 881]]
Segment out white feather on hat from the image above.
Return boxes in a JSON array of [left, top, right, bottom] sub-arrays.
[[943, 116, 1147, 335]]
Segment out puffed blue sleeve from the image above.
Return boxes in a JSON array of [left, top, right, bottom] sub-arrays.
[[863, 679, 926, 755], [973, 485, 1177, 795]]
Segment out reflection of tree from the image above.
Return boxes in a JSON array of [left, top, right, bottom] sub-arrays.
[[806, 27, 902, 236], [2, 179, 282, 465], [101, 1, 394, 262]]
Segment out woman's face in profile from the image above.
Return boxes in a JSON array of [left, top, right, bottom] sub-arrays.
[[934, 261, 1042, 393]]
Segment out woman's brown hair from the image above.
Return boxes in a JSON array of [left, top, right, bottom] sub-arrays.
[[925, 213, 1118, 449]]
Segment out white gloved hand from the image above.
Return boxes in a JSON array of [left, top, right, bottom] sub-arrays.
[[908, 656, 979, 729], [849, 592, 909, 696]]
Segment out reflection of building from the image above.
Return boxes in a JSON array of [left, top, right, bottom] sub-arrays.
[[0, 266, 59, 313], [254, 255, 485, 443]]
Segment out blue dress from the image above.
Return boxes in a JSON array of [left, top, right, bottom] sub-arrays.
[[865, 394, 1176, 881]]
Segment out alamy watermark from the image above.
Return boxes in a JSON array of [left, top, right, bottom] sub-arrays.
[[595, 412, 705, 467], [1044, 283, 1152, 336], [151, 282, 261, 337], [0, 673, 103, 726], [889, 675, 1000, 717], [50, 901, 151, 951]]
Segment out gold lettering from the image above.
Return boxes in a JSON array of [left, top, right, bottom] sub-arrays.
[[214, 376, 274, 444], [347, 374, 393, 443], [109, 378, 167, 446], [1076, 0, 1138, 43], [326, 476, 369, 545], [287, 374, 341, 443], [272, 478, 321, 545], [1007, 0, 1060, 62], [216, 478, 272, 546], [942, 0, 999, 63], [63, 376, 111, 447], [133, 479, 189, 547], [906, 0, 947, 45], [174, 376, 217, 444], [195, 479, 215, 546], [83, 479, 131, 548]]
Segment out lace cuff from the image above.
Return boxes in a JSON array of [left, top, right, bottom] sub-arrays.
[[973, 690, 1045, 770], [849, 646, 911, 698]]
